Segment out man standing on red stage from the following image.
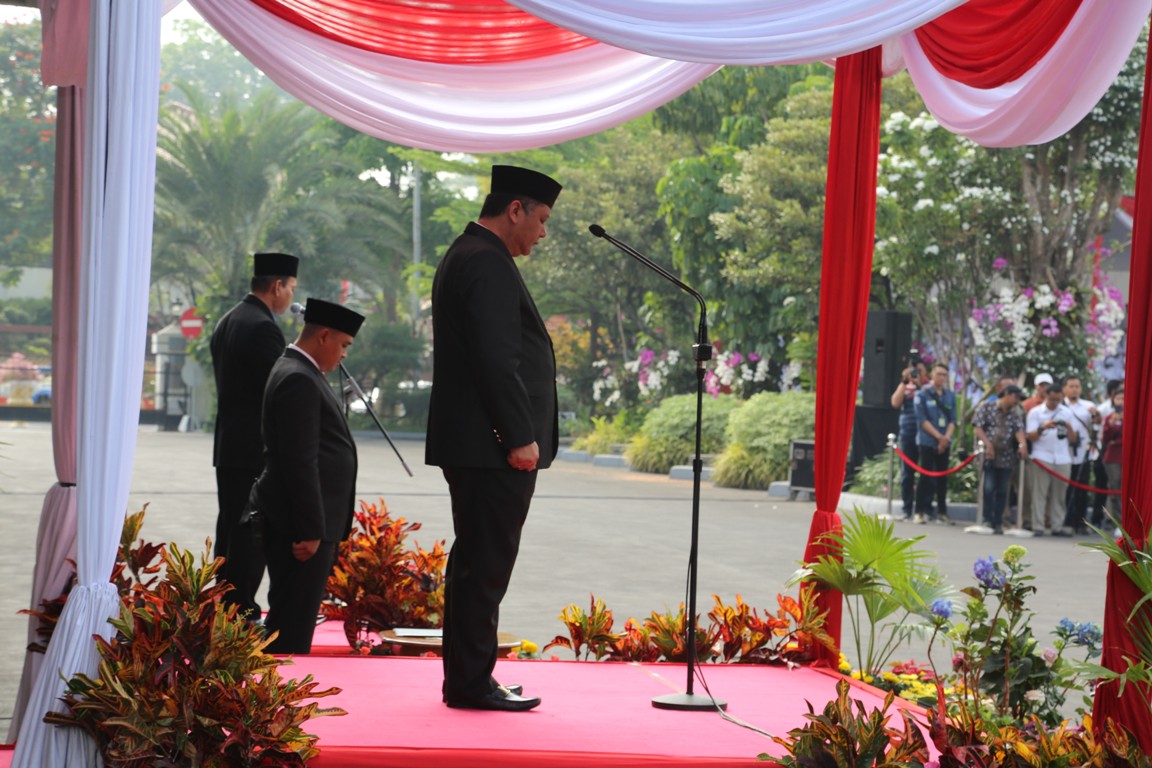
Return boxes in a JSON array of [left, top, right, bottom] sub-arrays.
[[426, 165, 562, 712]]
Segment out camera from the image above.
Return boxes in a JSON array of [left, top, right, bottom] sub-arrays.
[[909, 348, 923, 367], [1054, 420, 1068, 440]]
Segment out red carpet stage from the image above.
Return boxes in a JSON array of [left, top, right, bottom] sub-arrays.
[[0, 655, 908, 767], [286, 654, 901, 767]]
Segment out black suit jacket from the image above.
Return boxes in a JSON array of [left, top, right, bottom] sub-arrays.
[[425, 222, 558, 470], [250, 349, 358, 542], [210, 295, 285, 470]]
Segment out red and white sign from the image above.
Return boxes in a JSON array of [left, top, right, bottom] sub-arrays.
[[179, 307, 205, 340]]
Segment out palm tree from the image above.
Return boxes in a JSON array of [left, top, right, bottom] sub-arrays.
[[152, 86, 410, 325]]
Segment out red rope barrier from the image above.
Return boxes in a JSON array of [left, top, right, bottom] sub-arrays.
[[1030, 457, 1121, 495], [892, 446, 979, 477]]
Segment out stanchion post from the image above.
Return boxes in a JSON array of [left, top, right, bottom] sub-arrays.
[[975, 439, 985, 526], [886, 433, 896, 519], [1017, 458, 1027, 531]]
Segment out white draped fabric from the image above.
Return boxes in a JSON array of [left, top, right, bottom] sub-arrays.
[[12, 2, 162, 766], [504, 0, 966, 64], [188, 0, 720, 152], [900, 0, 1152, 146]]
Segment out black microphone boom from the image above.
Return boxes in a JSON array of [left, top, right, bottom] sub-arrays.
[[588, 224, 708, 349], [588, 224, 722, 713], [339, 362, 414, 478]]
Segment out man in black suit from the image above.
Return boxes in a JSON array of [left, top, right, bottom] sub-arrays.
[[210, 252, 298, 616], [426, 165, 561, 712], [249, 298, 365, 654]]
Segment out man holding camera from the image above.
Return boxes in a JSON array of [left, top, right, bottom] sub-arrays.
[[1059, 375, 1099, 535], [890, 360, 927, 520], [1025, 378, 1079, 536]]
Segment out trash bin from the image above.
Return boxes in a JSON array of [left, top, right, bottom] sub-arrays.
[[789, 439, 816, 499]]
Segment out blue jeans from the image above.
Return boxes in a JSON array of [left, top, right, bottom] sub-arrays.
[[983, 464, 1012, 529]]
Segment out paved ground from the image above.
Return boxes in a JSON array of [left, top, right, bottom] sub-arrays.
[[0, 420, 1111, 734]]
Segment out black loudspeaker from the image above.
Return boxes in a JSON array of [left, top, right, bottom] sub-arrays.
[[848, 404, 900, 481], [860, 311, 913, 407]]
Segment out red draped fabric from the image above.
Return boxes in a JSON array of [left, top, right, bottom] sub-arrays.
[[248, 0, 596, 63], [1091, 33, 1152, 751], [804, 48, 883, 666], [913, 0, 1082, 89]]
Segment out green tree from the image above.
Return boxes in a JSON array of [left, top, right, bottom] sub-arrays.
[[653, 65, 826, 151], [708, 87, 833, 369], [159, 19, 289, 111], [0, 20, 55, 282], [151, 86, 408, 340], [874, 31, 1144, 391], [525, 120, 697, 411]]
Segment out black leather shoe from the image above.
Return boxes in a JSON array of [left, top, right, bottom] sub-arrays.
[[445, 688, 541, 712]]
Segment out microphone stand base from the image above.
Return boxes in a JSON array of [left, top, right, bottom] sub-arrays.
[[651, 692, 726, 712]]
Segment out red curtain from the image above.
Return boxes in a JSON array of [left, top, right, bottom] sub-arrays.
[[914, 0, 1082, 88], [804, 47, 883, 666], [1091, 32, 1152, 751], [247, 0, 596, 63]]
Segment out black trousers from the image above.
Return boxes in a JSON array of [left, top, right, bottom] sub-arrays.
[[263, 529, 336, 654], [441, 467, 536, 701], [215, 466, 265, 616], [1089, 457, 1110, 527], [915, 445, 951, 518], [1063, 461, 1093, 530]]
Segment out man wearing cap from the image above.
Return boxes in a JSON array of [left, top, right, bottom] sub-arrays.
[[210, 252, 298, 617], [972, 384, 1028, 533], [1023, 372, 1053, 413], [1025, 378, 1079, 536], [1017, 372, 1052, 530], [426, 165, 561, 712], [248, 298, 365, 654]]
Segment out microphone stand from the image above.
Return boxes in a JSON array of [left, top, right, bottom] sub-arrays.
[[339, 364, 414, 478], [589, 225, 725, 713]]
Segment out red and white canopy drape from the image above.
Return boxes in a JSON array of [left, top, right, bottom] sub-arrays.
[[15, 1, 1152, 765]]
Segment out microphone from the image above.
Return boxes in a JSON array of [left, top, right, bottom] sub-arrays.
[[587, 224, 709, 358], [290, 302, 305, 316]]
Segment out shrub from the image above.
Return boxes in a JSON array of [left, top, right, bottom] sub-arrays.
[[570, 408, 645, 455], [48, 544, 343, 767], [713, 391, 815, 489], [322, 499, 447, 653], [626, 393, 740, 474], [543, 592, 830, 666], [846, 453, 892, 497]]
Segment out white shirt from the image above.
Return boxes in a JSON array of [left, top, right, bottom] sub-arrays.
[[288, 342, 320, 371], [1062, 397, 1097, 464], [1026, 402, 1075, 465]]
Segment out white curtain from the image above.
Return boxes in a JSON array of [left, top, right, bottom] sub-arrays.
[[504, 0, 967, 64], [188, 0, 719, 152], [12, 1, 162, 765], [900, 0, 1152, 147]]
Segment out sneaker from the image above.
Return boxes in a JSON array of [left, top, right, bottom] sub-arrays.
[[993, 526, 1004, 535], [938, 513, 955, 526], [913, 513, 926, 525], [1052, 527, 1073, 537]]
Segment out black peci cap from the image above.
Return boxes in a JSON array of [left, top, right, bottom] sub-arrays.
[[302, 298, 364, 337], [253, 252, 299, 278], [490, 165, 562, 208]]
